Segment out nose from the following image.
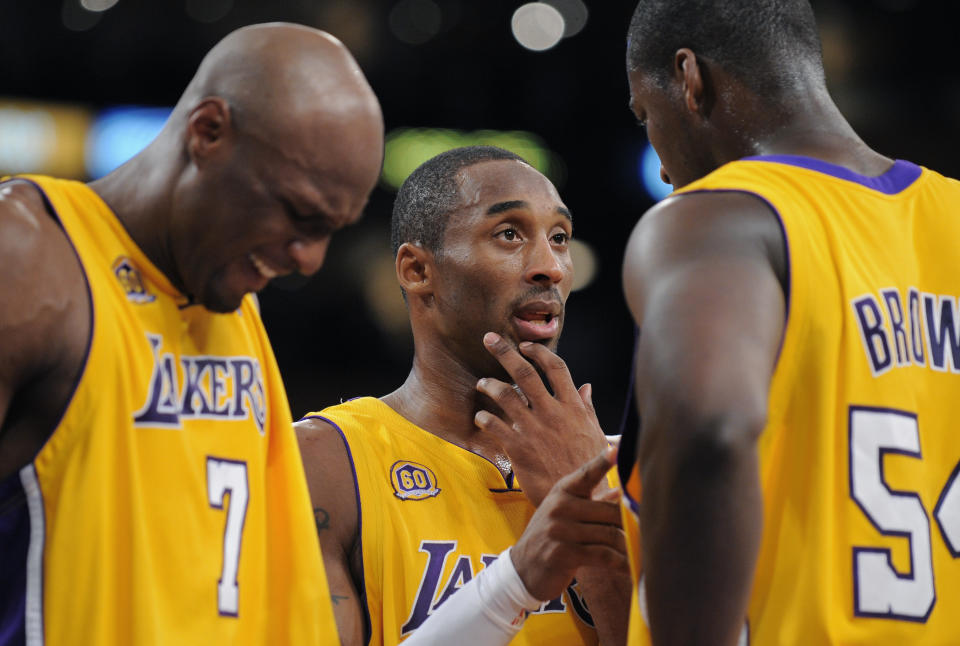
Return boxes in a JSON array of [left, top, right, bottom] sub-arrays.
[[525, 236, 566, 286], [660, 165, 671, 185], [287, 237, 331, 276]]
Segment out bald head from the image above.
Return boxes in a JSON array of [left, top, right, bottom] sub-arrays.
[[102, 22, 385, 313], [180, 24, 378, 136], [173, 23, 383, 182]]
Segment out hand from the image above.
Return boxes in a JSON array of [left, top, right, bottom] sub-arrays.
[[475, 332, 609, 506], [511, 447, 627, 601]]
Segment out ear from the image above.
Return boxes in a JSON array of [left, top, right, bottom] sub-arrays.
[[396, 242, 435, 302], [185, 97, 232, 166], [674, 48, 706, 116]]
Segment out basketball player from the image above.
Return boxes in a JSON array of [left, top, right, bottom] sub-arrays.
[[296, 146, 630, 646], [0, 23, 383, 645], [616, 1, 960, 644]]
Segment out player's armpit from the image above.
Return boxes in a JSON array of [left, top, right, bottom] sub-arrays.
[[0, 180, 90, 480], [295, 416, 366, 646], [622, 191, 786, 646]]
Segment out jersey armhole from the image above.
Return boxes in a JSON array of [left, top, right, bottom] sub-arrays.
[[314, 415, 375, 646], [1, 177, 95, 470]]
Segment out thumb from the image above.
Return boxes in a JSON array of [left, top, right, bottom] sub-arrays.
[[562, 445, 617, 497]]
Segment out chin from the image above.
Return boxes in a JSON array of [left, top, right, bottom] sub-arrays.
[[199, 284, 246, 313]]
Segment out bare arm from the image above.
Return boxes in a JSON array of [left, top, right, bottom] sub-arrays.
[[475, 337, 631, 645], [295, 416, 366, 646], [622, 191, 787, 646], [0, 180, 89, 480]]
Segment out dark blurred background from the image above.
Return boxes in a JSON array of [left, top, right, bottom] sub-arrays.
[[2, 0, 956, 431]]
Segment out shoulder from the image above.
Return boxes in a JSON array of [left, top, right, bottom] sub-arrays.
[[0, 179, 62, 257], [295, 415, 355, 477], [0, 179, 89, 363], [623, 190, 786, 316]]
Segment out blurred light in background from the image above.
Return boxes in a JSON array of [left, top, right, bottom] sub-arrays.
[[62, 0, 101, 31], [0, 100, 91, 178], [389, 0, 442, 45], [382, 127, 565, 190], [638, 142, 672, 201], [85, 106, 171, 179], [185, 0, 233, 23], [80, 0, 119, 11], [569, 238, 597, 292], [511, 2, 565, 52], [544, 0, 588, 38], [361, 246, 411, 338]]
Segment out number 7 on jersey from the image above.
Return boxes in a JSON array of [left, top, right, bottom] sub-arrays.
[[207, 457, 249, 617]]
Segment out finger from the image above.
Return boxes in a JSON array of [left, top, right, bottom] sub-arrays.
[[595, 487, 622, 503], [483, 332, 550, 402], [517, 341, 580, 403], [549, 495, 623, 526], [474, 409, 520, 443], [569, 544, 630, 572], [561, 446, 617, 498], [550, 521, 627, 551], [577, 382, 597, 417], [476, 377, 532, 420]]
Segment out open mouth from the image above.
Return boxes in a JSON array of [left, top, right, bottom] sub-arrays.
[[513, 305, 561, 341]]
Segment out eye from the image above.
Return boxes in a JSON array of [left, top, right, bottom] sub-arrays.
[[551, 231, 569, 245], [495, 227, 520, 241]]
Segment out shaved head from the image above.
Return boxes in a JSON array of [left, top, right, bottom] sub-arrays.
[[94, 23, 384, 312], [174, 23, 384, 186]]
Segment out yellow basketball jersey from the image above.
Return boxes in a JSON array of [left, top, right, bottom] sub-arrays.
[[1, 176, 337, 645], [624, 156, 960, 644], [308, 396, 599, 645]]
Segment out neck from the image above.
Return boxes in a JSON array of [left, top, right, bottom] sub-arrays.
[[88, 134, 186, 292], [382, 341, 510, 470], [734, 83, 891, 174]]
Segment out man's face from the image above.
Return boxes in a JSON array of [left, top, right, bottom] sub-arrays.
[[628, 67, 717, 189], [428, 159, 574, 374], [173, 112, 383, 313]]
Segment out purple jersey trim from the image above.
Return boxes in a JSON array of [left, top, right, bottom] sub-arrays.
[[742, 155, 922, 195], [300, 414, 373, 646], [0, 472, 28, 646]]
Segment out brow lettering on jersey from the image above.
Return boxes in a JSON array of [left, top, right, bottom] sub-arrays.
[[852, 287, 960, 377], [400, 540, 593, 635], [133, 333, 266, 433]]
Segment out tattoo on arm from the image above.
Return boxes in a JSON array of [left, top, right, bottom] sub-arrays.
[[331, 594, 349, 605], [314, 507, 330, 534]]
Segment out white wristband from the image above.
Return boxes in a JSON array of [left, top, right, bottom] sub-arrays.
[[401, 547, 543, 645]]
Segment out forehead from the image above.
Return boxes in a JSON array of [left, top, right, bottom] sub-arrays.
[[454, 159, 562, 210], [627, 68, 657, 110]]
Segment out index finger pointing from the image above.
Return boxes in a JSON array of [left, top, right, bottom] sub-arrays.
[[562, 445, 618, 498]]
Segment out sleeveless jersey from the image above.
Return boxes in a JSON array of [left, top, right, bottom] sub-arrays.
[[622, 155, 960, 645], [307, 396, 598, 645], [0, 176, 337, 645]]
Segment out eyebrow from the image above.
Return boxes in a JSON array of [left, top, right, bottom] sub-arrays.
[[486, 200, 572, 221]]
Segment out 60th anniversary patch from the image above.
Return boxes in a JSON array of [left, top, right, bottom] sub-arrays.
[[390, 461, 440, 501]]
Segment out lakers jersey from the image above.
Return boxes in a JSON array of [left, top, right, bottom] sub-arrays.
[[0, 176, 337, 645], [623, 155, 960, 644], [307, 396, 598, 645]]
